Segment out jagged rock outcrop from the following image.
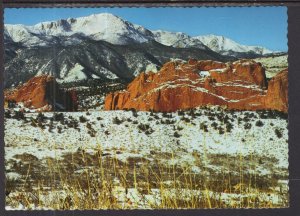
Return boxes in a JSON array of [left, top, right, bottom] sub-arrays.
[[104, 59, 288, 113], [264, 69, 288, 112], [210, 60, 267, 88], [5, 75, 78, 111]]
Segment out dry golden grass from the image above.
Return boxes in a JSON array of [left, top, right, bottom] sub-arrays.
[[5, 144, 289, 209]]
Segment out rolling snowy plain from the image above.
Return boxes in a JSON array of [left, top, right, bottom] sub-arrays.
[[5, 106, 288, 209]]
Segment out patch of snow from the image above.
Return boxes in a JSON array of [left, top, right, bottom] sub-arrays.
[[199, 71, 210, 77], [145, 63, 159, 73], [6, 172, 22, 181], [92, 74, 100, 79], [62, 63, 87, 82], [209, 68, 227, 73]]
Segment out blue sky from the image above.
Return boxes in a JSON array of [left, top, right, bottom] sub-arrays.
[[5, 7, 287, 51]]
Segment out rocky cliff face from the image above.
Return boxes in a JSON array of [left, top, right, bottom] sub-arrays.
[[264, 69, 288, 112], [104, 59, 287, 113], [5, 75, 78, 111]]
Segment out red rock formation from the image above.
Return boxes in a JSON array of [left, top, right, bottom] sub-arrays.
[[196, 60, 227, 71], [5, 75, 78, 111], [210, 60, 267, 88], [104, 59, 288, 113], [264, 69, 288, 112]]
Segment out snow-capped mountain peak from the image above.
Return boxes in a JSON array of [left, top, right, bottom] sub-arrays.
[[5, 13, 155, 46], [152, 30, 208, 50], [5, 24, 33, 42], [32, 13, 128, 35], [195, 34, 273, 55], [4, 13, 276, 56]]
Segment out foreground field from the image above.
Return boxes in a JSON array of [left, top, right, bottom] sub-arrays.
[[4, 107, 288, 209]]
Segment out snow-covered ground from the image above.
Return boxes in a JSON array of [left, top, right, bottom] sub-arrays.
[[4, 107, 289, 209], [5, 108, 288, 167]]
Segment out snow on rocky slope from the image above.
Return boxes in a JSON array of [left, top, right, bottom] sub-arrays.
[[4, 39, 231, 88], [152, 30, 208, 49], [153, 31, 276, 57], [196, 34, 274, 56], [5, 13, 154, 47]]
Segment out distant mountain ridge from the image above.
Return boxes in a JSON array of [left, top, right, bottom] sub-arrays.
[[4, 13, 154, 47], [4, 13, 276, 55], [195, 35, 273, 56], [4, 13, 280, 88]]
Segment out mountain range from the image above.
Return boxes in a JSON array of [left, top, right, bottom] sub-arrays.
[[4, 13, 280, 88]]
